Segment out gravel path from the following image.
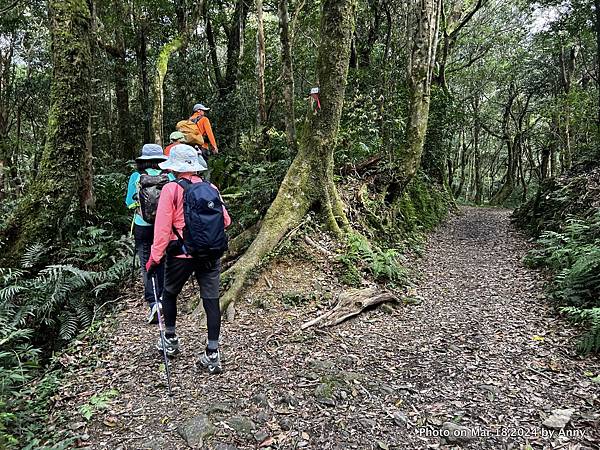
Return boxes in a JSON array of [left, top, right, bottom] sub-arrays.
[[58, 207, 600, 449]]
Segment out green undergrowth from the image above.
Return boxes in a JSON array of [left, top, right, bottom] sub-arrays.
[[337, 232, 407, 287], [0, 173, 132, 448], [339, 173, 451, 287], [516, 164, 600, 354], [352, 172, 450, 248]]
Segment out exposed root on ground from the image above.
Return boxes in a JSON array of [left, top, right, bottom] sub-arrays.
[[301, 287, 398, 329]]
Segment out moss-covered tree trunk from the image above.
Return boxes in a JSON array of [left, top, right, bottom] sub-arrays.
[[0, 0, 92, 262], [219, 0, 357, 313], [152, 37, 182, 146], [396, 0, 441, 190], [151, 2, 203, 146]]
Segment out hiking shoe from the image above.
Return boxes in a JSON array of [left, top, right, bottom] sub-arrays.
[[197, 349, 222, 374], [156, 335, 180, 356], [147, 303, 159, 324]]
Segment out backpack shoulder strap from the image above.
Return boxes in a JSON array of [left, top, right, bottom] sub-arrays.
[[174, 177, 192, 188]]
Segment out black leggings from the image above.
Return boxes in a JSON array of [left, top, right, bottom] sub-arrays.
[[162, 255, 221, 341]]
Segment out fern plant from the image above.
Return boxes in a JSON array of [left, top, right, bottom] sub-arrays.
[[561, 307, 600, 354], [0, 236, 131, 448], [338, 232, 407, 285], [526, 212, 600, 354]]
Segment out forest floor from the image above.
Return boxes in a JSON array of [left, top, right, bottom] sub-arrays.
[[52, 207, 600, 450]]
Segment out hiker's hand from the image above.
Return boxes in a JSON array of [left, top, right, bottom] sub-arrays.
[[212, 147, 218, 154], [146, 258, 159, 276]]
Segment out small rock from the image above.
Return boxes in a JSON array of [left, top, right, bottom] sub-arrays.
[[142, 438, 168, 450], [228, 415, 257, 437], [379, 384, 395, 395], [254, 430, 270, 443], [359, 418, 376, 429], [279, 392, 300, 407], [339, 390, 348, 400], [441, 422, 475, 443], [339, 355, 356, 365], [308, 359, 335, 371], [393, 411, 408, 426], [177, 415, 215, 448], [69, 422, 86, 431], [255, 411, 270, 423], [251, 393, 269, 407], [314, 383, 336, 407], [207, 402, 233, 415], [301, 371, 320, 381], [297, 441, 309, 448], [279, 418, 293, 431], [213, 444, 239, 450], [543, 408, 575, 430]]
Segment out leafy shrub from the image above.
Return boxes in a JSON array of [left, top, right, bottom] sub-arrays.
[[525, 213, 600, 354]]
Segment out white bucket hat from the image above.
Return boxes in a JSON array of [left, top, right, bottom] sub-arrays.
[[159, 144, 208, 172]]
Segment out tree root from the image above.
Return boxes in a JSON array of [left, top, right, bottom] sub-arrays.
[[301, 287, 398, 329]]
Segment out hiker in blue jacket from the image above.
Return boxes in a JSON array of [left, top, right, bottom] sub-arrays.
[[125, 144, 173, 324]]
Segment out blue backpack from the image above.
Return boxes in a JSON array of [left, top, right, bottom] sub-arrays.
[[172, 178, 228, 259]]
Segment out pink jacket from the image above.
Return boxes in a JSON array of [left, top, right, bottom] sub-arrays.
[[150, 175, 231, 264]]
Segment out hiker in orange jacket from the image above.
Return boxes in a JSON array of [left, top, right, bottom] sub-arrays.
[[190, 103, 218, 156]]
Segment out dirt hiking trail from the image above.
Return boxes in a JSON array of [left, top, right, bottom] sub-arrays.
[[56, 207, 600, 449]]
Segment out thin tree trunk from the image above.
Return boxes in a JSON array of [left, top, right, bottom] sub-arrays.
[[135, 21, 151, 143], [205, 14, 224, 89], [1, 0, 93, 261], [397, 0, 442, 189], [595, 0, 600, 131], [473, 97, 482, 205], [152, 37, 183, 146], [256, 0, 267, 127], [489, 91, 520, 205], [151, 1, 203, 146], [558, 45, 576, 171], [0, 36, 15, 201], [551, 104, 560, 177], [218, 0, 357, 315], [278, 0, 297, 152], [100, 0, 134, 159]]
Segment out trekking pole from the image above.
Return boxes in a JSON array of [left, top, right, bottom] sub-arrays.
[[130, 215, 136, 281], [130, 244, 137, 281], [151, 276, 173, 397]]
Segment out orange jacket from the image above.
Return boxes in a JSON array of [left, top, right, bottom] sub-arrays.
[[190, 112, 217, 150]]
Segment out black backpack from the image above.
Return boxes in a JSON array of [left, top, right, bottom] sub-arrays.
[[172, 178, 228, 259], [138, 172, 170, 224]]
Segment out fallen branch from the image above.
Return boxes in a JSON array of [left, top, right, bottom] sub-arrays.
[[301, 287, 398, 329], [304, 235, 333, 256], [341, 154, 382, 176]]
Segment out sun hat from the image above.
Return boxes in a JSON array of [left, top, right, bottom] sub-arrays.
[[169, 131, 186, 142], [136, 143, 167, 161], [159, 144, 208, 173], [192, 103, 210, 112]]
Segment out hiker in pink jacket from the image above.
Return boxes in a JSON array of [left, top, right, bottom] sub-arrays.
[[146, 144, 231, 374]]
